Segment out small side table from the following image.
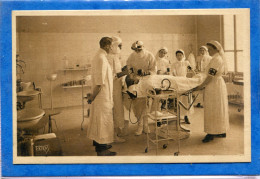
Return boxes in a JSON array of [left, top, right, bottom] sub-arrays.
[[44, 109, 62, 133]]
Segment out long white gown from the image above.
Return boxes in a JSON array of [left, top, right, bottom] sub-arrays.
[[204, 53, 229, 134], [87, 49, 114, 144], [107, 54, 125, 129], [171, 60, 194, 116]]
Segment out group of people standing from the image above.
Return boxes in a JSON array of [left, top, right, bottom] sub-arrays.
[[86, 36, 229, 156]]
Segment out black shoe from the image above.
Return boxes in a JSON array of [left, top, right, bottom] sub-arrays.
[[196, 103, 204, 108], [97, 150, 117, 156], [214, 133, 226, 138], [184, 116, 190, 124], [202, 134, 214, 143], [93, 141, 112, 150]]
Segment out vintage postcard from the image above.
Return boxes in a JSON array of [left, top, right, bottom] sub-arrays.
[[13, 9, 250, 164]]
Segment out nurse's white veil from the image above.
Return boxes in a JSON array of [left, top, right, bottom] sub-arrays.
[[175, 49, 186, 61], [155, 47, 168, 59], [199, 46, 209, 56], [207, 40, 228, 74]]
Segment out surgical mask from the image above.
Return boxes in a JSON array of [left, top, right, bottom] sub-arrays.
[[110, 43, 121, 54], [136, 50, 145, 58]]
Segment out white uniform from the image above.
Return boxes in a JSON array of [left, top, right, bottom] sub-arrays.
[[171, 60, 194, 116], [204, 53, 229, 134], [87, 49, 114, 144], [196, 55, 212, 72], [127, 50, 156, 75], [107, 54, 125, 129], [156, 57, 170, 74]]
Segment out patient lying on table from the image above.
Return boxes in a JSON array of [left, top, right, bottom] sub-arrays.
[[126, 73, 207, 98]]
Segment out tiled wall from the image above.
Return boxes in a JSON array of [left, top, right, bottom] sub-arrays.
[[18, 32, 196, 108]]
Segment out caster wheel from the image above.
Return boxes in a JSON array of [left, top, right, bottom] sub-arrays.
[[174, 152, 179, 156], [163, 144, 167, 149], [145, 148, 148, 153]]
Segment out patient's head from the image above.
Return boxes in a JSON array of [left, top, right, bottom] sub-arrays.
[[125, 74, 140, 88]]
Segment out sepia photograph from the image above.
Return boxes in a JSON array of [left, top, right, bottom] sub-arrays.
[[13, 9, 251, 164]]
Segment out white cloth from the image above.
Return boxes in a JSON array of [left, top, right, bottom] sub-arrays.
[[196, 55, 212, 72], [87, 49, 114, 144], [128, 74, 206, 98], [204, 53, 229, 134], [187, 53, 196, 70], [156, 57, 170, 74], [172, 60, 191, 77], [107, 54, 125, 129], [127, 50, 156, 74]]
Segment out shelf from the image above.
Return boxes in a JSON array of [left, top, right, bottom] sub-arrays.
[[62, 85, 91, 89], [63, 68, 90, 71]]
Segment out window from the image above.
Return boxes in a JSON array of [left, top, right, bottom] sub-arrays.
[[223, 14, 245, 73]]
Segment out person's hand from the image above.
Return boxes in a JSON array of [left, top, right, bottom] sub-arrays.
[[157, 70, 162, 75], [86, 93, 95, 104], [122, 65, 131, 75]]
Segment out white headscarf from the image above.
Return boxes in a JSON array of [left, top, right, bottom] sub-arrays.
[[207, 40, 228, 74], [155, 47, 168, 59], [175, 49, 186, 61], [199, 46, 209, 56]]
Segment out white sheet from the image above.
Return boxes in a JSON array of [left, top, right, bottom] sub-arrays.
[[128, 73, 206, 98]]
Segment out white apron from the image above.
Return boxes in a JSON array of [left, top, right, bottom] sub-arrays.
[[204, 53, 229, 134], [87, 49, 114, 144], [172, 60, 194, 116]]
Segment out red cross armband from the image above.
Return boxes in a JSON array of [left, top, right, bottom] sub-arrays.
[[208, 68, 217, 76]]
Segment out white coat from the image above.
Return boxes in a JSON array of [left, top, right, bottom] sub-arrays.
[[171, 60, 194, 116], [107, 54, 125, 129], [204, 53, 229, 134], [87, 49, 114, 144], [127, 50, 156, 75]]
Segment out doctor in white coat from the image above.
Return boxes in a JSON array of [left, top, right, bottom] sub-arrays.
[[107, 36, 130, 143], [87, 37, 116, 156]]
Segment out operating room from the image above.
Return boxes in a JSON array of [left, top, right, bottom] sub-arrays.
[[15, 11, 249, 158]]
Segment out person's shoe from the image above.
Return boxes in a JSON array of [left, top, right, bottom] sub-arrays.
[[135, 125, 143, 136], [202, 134, 214, 143], [196, 103, 204, 108], [97, 150, 117, 156], [214, 133, 226, 138], [114, 135, 126, 143], [93, 141, 112, 150], [184, 116, 191, 124], [143, 126, 150, 134]]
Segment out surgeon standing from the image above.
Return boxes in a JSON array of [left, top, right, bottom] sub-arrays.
[[194, 40, 229, 143], [107, 36, 130, 142], [126, 41, 156, 135], [87, 37, 116, 156], [155, 47, 171, 75]]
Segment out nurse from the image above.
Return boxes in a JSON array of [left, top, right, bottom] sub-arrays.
[[194, 40, 229, 143], [195, 46, 212, 108], [107, 36, 130, 143], [155, 47, 171, 75], [171, 49, 195, 124], [126, 40, 156, 135], [87, 37, 116, 156], [196, 46, 212, 72]]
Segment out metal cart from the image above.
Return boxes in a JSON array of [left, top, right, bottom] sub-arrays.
[[145, 89, 181, 156]]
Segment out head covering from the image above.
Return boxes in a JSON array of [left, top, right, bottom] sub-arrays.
[[110, 36, 122, 54], [111, 36, 122, 46], [155, 47, 168, 59], [175, 49, 186, 61], [199, 46, 209, 56], [131, 41, 144, 51], [206, 40, 228, 74]]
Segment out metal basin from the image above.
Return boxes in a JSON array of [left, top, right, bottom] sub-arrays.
[[17, 108, 45, 130]]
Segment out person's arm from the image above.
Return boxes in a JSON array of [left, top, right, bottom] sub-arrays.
[[87, 85, 102, 104], [194, 75, 213, 91], [116, 65, 130, 78]]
